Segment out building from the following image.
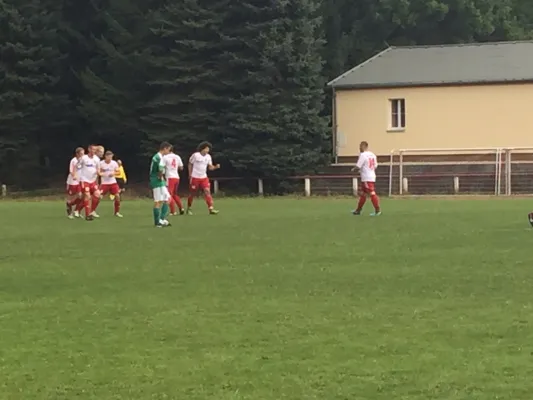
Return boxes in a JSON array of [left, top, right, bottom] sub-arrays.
[[328, 41, 533, 163]]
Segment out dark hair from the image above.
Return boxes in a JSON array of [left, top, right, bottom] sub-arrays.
[[197, 141, 212, 151], [160, 141, 172, 150], [105, 150, 113, 156], [360, 141, 368, 147]]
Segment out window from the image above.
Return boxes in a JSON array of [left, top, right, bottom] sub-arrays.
[[389, 99, 406, 130]]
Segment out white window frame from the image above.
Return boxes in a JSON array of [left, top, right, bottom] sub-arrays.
[[389, 98, 406, 131]]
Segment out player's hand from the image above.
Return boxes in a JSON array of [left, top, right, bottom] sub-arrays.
[[215, 164, 221, 169]]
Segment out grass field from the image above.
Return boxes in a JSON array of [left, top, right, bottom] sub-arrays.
[[1, 197, 533, 399]]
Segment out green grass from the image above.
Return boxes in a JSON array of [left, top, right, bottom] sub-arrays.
[[1, 197, 533, 400]]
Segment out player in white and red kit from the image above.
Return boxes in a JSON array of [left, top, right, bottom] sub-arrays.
[[78, 144, 102, 221], [66, 147, 85, 219], [187, 141, 220, 215], [99, 150, 123, 217], [164, 148, 185, 215], [352, 141, 381, 216]]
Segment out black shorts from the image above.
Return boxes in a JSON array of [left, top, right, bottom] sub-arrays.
[[116, 178, 125, 189]]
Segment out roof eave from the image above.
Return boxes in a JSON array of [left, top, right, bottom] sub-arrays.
[[329, 79, 533, 90]]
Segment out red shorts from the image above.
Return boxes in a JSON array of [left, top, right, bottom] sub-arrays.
[[190, 177, 210, 191], [67, 184, 81, 196], [360, 181, 376, 194], [100, 183, 120, 195], [81, 181, 99, 195], [167, 178, 180, 195]]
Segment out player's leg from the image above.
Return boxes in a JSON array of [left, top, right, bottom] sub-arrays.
[[353, 184, 367, 215], [173, 179, 184, 214], [90, 185, 101, 217], [74, 185, 84, 216], [66, 186, 77, 218], [82, 184, 93, 220], [112, 184, 122, 217], [159, 186, 171, 223], [152, 188, 169, 227], [528, 212, 533, 227], [187, 179, 198, 214], [201, 178, 218, 214], [368, 183, 381, 216], [167, 179, 177, 215]]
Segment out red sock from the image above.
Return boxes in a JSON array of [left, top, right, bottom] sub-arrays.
[[169, 197, 176, 214], [205, 194, 213, 208], [114, 198, 120, 214], [75, 198, 84, 212], [84, 198, 91, 216], [91, 196, 100, 212], [187, 191, 196, 208], [356, 195, 366, 211], [371, 194, 380, 212], [173, 195, 183, 210]]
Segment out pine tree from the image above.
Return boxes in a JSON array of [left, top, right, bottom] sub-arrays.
[[140, 0, 227, 156], [218, 0, 329, 179], [0, 0, 71, 187]]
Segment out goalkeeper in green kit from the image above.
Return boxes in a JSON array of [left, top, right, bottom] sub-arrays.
[[150, 142, 173, 227]]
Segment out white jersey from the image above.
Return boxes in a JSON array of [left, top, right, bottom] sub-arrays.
[[356, 151, 377, 182], [164, 153, 183, 180], [99, 160, 119, 185], [189, 152, 212, 179], [79, 154, 100, 183], [66, 157, 81, 185]]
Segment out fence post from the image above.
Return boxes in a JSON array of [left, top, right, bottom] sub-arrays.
[[399, 152, 404, 195], [505, 149, 512, 195], [402, 177, 408, 194], [352, 177, 358, 196], [453, 176, 459, 194], [213, 179, 219, 195], [258, 178, 264, 196], [304, 178, 311, 196]]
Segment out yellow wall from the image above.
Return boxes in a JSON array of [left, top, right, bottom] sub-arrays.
[[334, 83, 533, 156]]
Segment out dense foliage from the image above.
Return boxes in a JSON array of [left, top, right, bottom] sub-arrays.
[[0, 0, 530, 187]]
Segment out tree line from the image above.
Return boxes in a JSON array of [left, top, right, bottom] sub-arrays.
[[0, 0, 531, 188]]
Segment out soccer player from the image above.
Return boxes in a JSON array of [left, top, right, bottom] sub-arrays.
[[114, 160, 127, 197], [528, 212, 533, 227], [79, 144, 102, 221], [150, 142, 173, 227], [99, 151, 123, 217], [66, 147, 84, 219], [351, 141, 381, 216], [187, 141, 220, 215], [164, 147, 185, 215]]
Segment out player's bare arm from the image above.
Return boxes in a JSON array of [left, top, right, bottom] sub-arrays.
[[208, 163, 220, 171], [188, 162, 193, 181]]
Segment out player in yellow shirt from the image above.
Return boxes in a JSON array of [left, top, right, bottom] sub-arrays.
[[111, 160, 127, 200]]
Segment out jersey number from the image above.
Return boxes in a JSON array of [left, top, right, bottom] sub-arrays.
[[368, 158, 376, 169], [171, 159, 177, 168]]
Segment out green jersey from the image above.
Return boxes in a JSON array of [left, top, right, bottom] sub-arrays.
[[149, 152, 166, 188]]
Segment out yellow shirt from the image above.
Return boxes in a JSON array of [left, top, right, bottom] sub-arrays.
[[115, 165, 127, 182]]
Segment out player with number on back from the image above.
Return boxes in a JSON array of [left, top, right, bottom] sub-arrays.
[[164, 147, 185, 215], [187, 141, 220, 215], [99, 151, 123, 218], [79, 145, 102, 221], [351, 141, 381, 216], [66, 147, 84, 219], [150, 142, 173, 227]]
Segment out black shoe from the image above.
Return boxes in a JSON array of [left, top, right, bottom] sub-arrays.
[[86, 215, 94, 221], [352, 210, 362, 215]]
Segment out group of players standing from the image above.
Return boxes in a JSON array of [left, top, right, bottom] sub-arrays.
[[65, 141, 220, 226]]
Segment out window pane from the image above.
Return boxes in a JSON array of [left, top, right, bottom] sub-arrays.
[[400, 110, 405, 127]]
